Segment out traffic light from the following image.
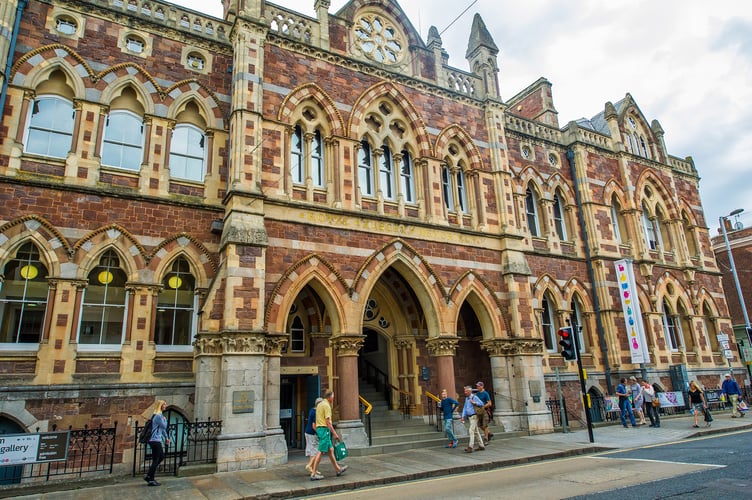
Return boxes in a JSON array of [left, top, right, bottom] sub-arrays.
[[558, 326, 577, 361]]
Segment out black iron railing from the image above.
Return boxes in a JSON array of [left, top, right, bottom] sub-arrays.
[[0, 422, 117, 486], [359, 396, 373, 446], [358, 358, 412, 419], [425, 392, 442, 431], [132, 418, 221, 477]]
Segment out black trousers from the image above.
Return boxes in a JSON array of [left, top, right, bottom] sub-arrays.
[[645, 403, 660, 426], [147, 441, 165, 480]]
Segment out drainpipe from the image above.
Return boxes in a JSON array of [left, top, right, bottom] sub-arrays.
[[0, 0, 28, 118], [566, 149, 613, 394]]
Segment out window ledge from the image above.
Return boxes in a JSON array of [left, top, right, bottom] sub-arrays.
[[155, 347, 194, 356], [75, 345, 122, 355], [0, 344, 38, 356], [100, 165, 140, 178]]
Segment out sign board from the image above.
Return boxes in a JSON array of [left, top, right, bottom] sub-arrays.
[[232, 390, 255, 414], [0, 431, 69, 466], [614, 259, 650, 363], [279, 408, 292, 419], [717, 334, 729, 342]]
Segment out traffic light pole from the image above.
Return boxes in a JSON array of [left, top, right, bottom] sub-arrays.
[[573, 327, 594, 443]]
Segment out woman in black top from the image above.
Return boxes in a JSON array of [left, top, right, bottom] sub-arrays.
[[687, 381, 706, 428]]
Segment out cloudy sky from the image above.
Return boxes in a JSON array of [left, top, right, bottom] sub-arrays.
[[171, 0, 752, 231]]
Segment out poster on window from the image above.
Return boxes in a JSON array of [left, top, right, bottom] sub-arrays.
[[614, 259, 650, 364]]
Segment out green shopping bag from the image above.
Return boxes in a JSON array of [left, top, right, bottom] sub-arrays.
[[334, 440, 348, 461]]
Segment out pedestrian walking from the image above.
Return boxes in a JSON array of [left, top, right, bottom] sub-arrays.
[[305, 397, 323, 474], [721, 373, 743, 418], [641, 380, 660, 428], [615, 377, 636, 428], [687, 380, 708, 428], [460, 385, 485, 452], [144, 399, 169, 487], [438, 389, 459, 448], [629, 376, 646, 425], [309, 390, 348, 480], [475, 381, 494, 444]]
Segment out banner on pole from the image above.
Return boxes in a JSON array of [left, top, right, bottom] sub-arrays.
[[614, 259, 650, 363]]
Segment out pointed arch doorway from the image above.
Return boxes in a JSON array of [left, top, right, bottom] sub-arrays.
[[357, 267, 425, 415]]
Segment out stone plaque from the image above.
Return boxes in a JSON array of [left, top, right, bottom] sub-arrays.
[[232, 390, 255, 413]]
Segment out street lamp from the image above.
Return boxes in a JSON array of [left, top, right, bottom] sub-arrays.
[[719, 209, 752, 349]]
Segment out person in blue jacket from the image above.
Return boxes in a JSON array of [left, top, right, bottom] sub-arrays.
[[144, 399, 169, 486], [438, 389, 459, 448], [721, 373, 743, 418]]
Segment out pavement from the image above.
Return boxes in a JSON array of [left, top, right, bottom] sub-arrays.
[[8, 413, 752, 500]]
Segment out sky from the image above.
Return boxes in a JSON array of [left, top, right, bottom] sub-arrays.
[[170, 0, 752, 232]]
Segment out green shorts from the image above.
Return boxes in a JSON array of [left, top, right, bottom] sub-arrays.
[[316, 426, 332, 453]]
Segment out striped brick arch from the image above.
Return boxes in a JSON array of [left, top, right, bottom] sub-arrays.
[[71, 224, 147, 281], [448, 270, 508, 337], [0, 215, 72, 277], [351, 238, 447, 309], [264, 254, 349, 333], [148, 233, 218, 287], [277, 83, 345, 136], [434, 124, 484, 171]]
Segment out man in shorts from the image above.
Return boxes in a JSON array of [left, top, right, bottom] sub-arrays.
[[309, 390, 348, 480]]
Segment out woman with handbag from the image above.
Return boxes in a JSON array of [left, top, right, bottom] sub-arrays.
[[641, 380, 660, 428], [687, 381, 708, 428]]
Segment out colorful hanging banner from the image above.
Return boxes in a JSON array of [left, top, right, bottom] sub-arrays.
[[614, 259, 650, 364]]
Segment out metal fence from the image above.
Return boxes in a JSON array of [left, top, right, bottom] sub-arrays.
[[0, 423, 117, 486], [132, 418, 221, 477]]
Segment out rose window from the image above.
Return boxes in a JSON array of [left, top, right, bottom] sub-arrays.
[[354, 14, 403, 65]]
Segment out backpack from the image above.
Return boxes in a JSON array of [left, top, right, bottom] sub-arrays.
[[138, 416, 153, 444]]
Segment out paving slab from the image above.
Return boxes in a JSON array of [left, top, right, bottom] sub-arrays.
[[7, 415, 751, 500]]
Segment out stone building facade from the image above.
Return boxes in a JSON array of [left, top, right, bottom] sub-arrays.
[[0, 0, 741, 471]]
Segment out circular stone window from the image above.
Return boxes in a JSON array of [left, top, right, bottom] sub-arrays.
[[521, 145, 531, 159], [354, 14, 404, 65], [548, 153, 558, 166]]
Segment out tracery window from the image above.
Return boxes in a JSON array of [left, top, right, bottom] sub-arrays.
[[169, 124, 205, 182], [399, 150, 414, 203], [662, 299, 679, 351], [379, 145, 395, 200], [0, 243, 49, 344], [101, 110, 143, 170], [642, 202, 659, 250], [24, 95, 74, 159], [571, 297, 586, 352], [526, 187, 541, 237], [553, 192, 567, 240], [358, 140, 374, 196], [155, 257, 196, 348], [353, 14, 404, 65], [541, 294, 557, 351], [79, 250, 127, 347]]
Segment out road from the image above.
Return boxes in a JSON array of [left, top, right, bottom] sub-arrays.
[[305, 430, 752, 500]]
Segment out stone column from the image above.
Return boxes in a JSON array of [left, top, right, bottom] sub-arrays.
[[426, 336, 466, 439], [426, 336, 458, 396], [482, 338, 553, 434], [331, 335, 369, 448]]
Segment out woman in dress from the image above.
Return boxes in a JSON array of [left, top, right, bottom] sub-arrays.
[[687, 381, 707, 428], [629, 376, 646, 425]]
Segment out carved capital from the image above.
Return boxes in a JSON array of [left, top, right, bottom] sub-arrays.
[[330, 335, 365, 356], [193, 331, 287, 355], [426, 336, 459, 356], [481, 338, 543, 356]]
